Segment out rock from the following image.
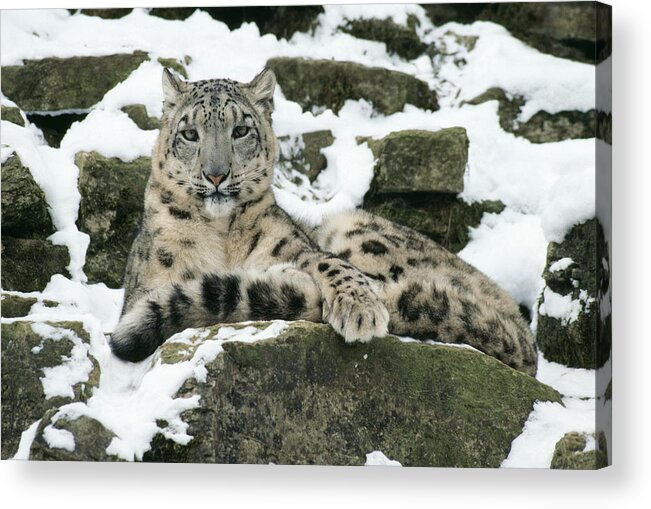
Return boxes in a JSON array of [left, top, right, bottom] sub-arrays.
[[1, 321, 99, 459], [340, 16, 427, 60], [121, 104, 161, 131], [1, 51, 149, 111], [1, 105, 25, 126], [29, 409, 119, 462], [420, 3, 489, 26], [149, 6, 324, 40], [157, 57, 188, 79], [77, 8, 132, 19], [143, 321, 560, 466], [361, 128, 468, 194], [267, 57, 438, 115], [364, 195, 504, 253], [466, 88, 596, 143], [0, 237, 69, 292], [479, 3, 602, 64], [277, 130, 335, 181], [537, 219, 610, 369], [1, 294, 37, 318], [76, 151, 150, 288], [1, 154, 55, 239], [1, 294, 57, 318], [550, 432, 609, 469]]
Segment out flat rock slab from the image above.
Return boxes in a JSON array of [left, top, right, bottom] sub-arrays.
[[144, 321, 560, 467], [1, 51, 149, 111], [362, 128, 468, 194], [267, 57, 438, 115]]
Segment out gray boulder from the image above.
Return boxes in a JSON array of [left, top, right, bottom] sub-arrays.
[[1, 105, 25, 126], [1, 238, 69, 292], [340, 16, 427, 60], [76, 151, 150, 288], [142, 321, 560, 467], [1, 52, 150, 111], [466, 88, 596, 143], [267, 57, 438, 115]]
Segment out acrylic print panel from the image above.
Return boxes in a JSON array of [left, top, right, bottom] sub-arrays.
[[0, 2, 611, 468]]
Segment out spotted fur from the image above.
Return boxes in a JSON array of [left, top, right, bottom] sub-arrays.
[[111, 67, 537, 375]]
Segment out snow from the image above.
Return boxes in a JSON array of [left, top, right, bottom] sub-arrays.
[[12, 420, 41, 460], [30, 322, 95, 400], [42, 424, 76, 452], [539, 287, 594, 325], [549, 257, 574, 273], [0, 5, 604, 467], [365, 450, 402, 467]]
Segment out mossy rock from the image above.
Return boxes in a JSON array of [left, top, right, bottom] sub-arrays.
[[0, 237, 69, 292], [121, 104, 161, 131], [1, 321, 99, 459], [479, 3, 606, 64], [76, 151, 151, 288], [150, 6, 324, 40], [361, 128, 468, 194], [420, 3, 488, 26], [77, 8, 132, 19], [1, 294, 36, 318], [537, 219, 610, 369], [1, 51, 149, 111], [550, 432, 609, 469], [29, 408, 120, 462], [1, 154, 55, 238], [277, 130, 334, 181], [340, 17, 427, 60], [144, 321, 560, 466], [267, 57, 438, 115], [1, 105, 25, 126], [466, 88, 596, 143], [365, 195, 504, 253], [157, 58, 188, 79]]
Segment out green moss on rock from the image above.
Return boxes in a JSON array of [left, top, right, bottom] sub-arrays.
[[1, 105, 25, 126], [267, 57, 438, 115], [1, 154, 55, 239], [362, 128, 468, 194], [365, 195, 504, 253], [550, 432, 609, 469], [1, 321, 98, 459], [1, 51, 149, 111], [466, 88, 596, 143], [341, 17, 427, 60], [1, 294, 37, 318], [76, 151, 151, 288], [145, 321, 560, 467], [157, 57, 188, 79], [121, 104, 161, 130], [1, 237, 69, 292]]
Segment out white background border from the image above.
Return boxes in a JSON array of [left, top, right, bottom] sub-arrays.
[[1, 0, 649, 506]]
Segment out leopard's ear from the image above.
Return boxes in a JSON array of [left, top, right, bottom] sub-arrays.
[[247, 67, 276, 114], [162, 68, 187, 110]]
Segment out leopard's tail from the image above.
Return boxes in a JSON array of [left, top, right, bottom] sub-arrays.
[[110, 267, 322, 362]]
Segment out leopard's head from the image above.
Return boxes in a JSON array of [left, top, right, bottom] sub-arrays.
[[155, 67, 276, 216]]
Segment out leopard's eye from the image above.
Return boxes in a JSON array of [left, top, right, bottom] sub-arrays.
[[181, 129, 198, 142], [233, 126, 250, 139]]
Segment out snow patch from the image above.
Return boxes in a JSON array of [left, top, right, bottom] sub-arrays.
[[365, 450, 402, 466], [43, 424, 76, 452]]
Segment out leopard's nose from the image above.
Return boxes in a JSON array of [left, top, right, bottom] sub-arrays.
[[203, 172, 226, 187]]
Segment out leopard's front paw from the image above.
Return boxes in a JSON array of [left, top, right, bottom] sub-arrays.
[[324, 286, 389, 343]]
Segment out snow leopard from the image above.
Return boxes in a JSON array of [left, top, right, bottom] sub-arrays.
[[110, 67, 537, 376]]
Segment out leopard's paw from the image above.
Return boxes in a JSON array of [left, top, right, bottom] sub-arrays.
[[324, 286, 389, 343]]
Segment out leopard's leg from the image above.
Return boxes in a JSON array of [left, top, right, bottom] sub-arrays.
[[312, 209, 538, 375], [110, 265, 322, 362]]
